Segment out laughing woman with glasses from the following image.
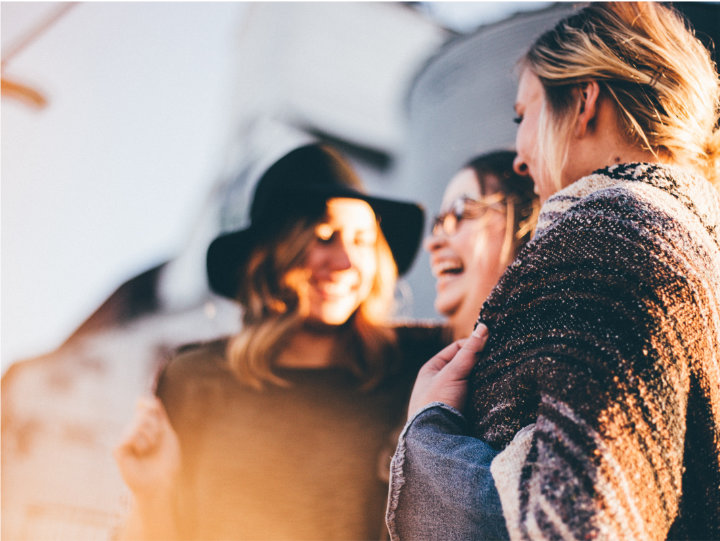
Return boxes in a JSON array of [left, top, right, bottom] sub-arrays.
[[426, 151, 539, 340]]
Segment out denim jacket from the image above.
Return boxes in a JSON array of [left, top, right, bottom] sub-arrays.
[[386, 402, 509, 540]]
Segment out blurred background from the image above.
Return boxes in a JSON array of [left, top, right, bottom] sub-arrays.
[[2, 2, 718, 539], [3, 1, 561, 370]]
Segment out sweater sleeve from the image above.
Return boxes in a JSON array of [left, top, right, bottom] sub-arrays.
[[470, 191, 710, 540]]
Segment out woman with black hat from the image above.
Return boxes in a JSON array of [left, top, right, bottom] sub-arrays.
[[114, 143, 447, 540]]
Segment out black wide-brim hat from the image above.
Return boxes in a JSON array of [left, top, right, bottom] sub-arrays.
[[207, 143, 425, 299]]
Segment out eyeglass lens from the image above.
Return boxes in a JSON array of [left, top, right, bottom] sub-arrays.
[[431, 195, 505, 236], [431, 198, 466, 236]]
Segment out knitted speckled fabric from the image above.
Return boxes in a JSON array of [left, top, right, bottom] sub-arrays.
[[469, 163, 720, 540]]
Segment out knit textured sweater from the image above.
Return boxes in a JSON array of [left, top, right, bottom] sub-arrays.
[[468, 163, 720, 540]]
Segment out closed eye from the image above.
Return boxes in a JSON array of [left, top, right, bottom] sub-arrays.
[[315, 224, 335, 243]]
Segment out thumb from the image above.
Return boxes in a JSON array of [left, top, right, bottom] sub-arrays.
[[441, 323, 489, 381], [466, 322, 489, 351]]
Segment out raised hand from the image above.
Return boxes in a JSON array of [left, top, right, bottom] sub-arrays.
[[406, 323, 488, 420], [114, 396, 181, 498]]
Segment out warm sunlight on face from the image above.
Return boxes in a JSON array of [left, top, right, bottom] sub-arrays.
[[297, 198, 379, 326], [513, 69, 555, 203]]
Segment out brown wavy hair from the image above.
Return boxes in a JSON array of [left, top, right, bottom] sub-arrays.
[[465, 150, 540, 266], [227, 209, 398, 391]]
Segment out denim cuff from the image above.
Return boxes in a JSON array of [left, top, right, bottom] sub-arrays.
[[387, 402, 507, 541], [400, 401, 467, 440]]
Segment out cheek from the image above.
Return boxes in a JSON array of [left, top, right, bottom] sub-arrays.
[[452, 229, 482, 263], [447, 228, 490, 284], [283, 268, 310, 301], [302, 246, 324, 274], [356, 251, 378, 287], [462, 224, 504, 275], [515, 121, 528, 153], [517, 122, 537, 162]]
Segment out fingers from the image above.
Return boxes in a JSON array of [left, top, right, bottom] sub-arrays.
[[406, 323, 490, 417], [420, 323, 489, 376], [441, 323, 489, 380], [472, 321, 489, 342], [421, 340, 466, 373], [116, 397, 167, 457]]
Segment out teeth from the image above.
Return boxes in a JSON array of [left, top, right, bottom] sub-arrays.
[[433, 260, 463, 276], [316, 282, 353, 296]]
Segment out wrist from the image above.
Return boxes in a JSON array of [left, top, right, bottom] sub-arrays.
[[123, 490, 180, 541], [406, 401, 467, 434], [132, 481, 177, 512]]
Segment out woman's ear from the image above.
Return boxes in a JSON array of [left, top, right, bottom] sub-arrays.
[[575, 81, 601, 137]]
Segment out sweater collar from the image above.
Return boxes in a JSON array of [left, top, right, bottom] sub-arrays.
[[534, 162, 711, 235]]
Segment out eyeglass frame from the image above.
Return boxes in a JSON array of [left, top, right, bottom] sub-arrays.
[[430, 193, 507, 236]]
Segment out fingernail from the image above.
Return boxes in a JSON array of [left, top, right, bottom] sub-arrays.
[[472, 323, 488, 339]]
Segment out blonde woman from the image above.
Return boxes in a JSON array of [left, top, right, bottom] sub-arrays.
[[115, 144, 447, 540], [388, 3, 720, 540]]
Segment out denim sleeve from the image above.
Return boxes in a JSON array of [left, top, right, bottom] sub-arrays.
[[386, 402, 509, 541]]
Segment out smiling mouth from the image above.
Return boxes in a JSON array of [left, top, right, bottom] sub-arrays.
[[433, 260, 464, 278], [313, 282, 355, 299]]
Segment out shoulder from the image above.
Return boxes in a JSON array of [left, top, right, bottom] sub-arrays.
[[535, 169, 649, 238], [486, 163, 719, 316], [548, 165, 718, 270], [156, 338, 230, 394], [173, 337, 228, 362], [539, 163, 719, 238], [155, 338, 236, 424], [392, 322, 450, 358]]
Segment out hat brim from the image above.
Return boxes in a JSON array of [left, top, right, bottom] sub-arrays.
[[207, 188, 424, 299]]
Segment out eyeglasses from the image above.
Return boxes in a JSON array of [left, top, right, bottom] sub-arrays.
[[430, 194, 506, 236]]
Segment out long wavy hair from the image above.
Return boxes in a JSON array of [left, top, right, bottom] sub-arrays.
[[522, 2, 720, 192], [227, 209, 398, 391]]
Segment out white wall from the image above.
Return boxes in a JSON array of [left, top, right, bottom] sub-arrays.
[[2, 2, 246, 367]]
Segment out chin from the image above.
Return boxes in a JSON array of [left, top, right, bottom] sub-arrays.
[[312, 305, 359, 326], [435, 281, 466, 313], [434, 299, 459, 321]]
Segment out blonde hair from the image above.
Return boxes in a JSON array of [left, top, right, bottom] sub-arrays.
[[500, 193, 540, 266], [522, 2, 720, 191], [227, 212, 398, 391]]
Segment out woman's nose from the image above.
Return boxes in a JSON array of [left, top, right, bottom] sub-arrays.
[[513, 155, 529, 177], [329, 241, 353, 270], [424, 231, 446, 253]]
